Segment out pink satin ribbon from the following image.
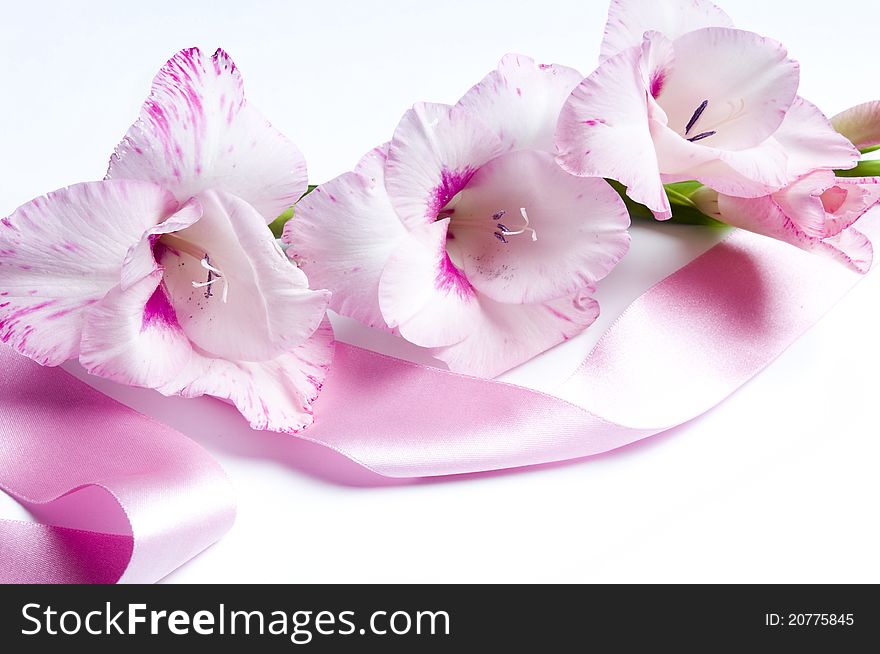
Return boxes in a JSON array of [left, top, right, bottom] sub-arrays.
[[0, 350, 236, 583], [1, 215, 877, 581]]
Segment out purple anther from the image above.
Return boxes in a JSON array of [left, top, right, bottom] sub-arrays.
[[687, 130, 716, 143], [685, 100, 708, 135]]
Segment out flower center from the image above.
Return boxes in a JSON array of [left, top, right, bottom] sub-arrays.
[[158, 234, 229, 303], [685, 99, 716, 142], [440, 193, 538, 245], [491, 207, 538, 244]]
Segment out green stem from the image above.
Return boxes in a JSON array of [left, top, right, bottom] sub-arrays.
[[607, 179, 725, 227], [836, 159, 880, 178]]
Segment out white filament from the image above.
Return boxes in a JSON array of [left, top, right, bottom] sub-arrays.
[[499, 207, 538, 241], [192, 257, 229, 303]]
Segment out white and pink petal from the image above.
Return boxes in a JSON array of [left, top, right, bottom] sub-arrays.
[[385, 102, 504, 228], [556, 46, 671, 219], [717, 193, 874, 273], [378, 218, 482, 348], [456, 53, 584, 152], [79, 270, 193, 388], [158, 318, 335, 433], [776, 97, 860, 177], [815, 228, 873, 274], [107, 47, 307, 222], [284, 165, 406, 331], [770, 171, 835, 239], [432, 291, 600, 378], [0, 180, 178, 366], [600, 0, 733, 61]]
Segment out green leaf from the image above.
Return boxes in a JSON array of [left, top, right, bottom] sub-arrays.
[[268, 206, 295, 238], [267, 185, 319, 238], [860, 145, 880, 155]]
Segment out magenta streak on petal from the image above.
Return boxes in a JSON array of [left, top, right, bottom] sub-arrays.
[[649, 70, 666, 98], [46, 299, 98, 321], [429, 168, 476, 219], [145, 99, 177, 176], [146, 48, 210, 181], [0, 300, 56, 343], [436, 250, 475, 299], [546, 306, 575, 323], [142, 285, 181, 332]]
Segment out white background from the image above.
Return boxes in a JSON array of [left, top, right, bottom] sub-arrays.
[[1, 0, 878, 583]]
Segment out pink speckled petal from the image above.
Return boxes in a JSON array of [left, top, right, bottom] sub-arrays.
[[600, 0, 733, 61], [771, 170, 836, 239], [717, 193, 802, 241], [655, 28, 799, 151], [776, 97, 860, 177], [355, 143, 390, 178], [285, 158, 406, 331], [448, 150, 630, 304], [815, 227, 874, 274], [378, 218, 481, 348], [159, 190, 329, 362], [556, 46, 671, 219], [831, 100, 880, 151], [159, 318, 335, 434], [456, 53, 584, 152], [718, 193, 874, 273], [432, 291, 600, 379], [107, 48, 307, 222], [385, 102, 504, 228], [80, 270, 193, 389], [0, 180, 178, 366], [823, 177, 880, 236]]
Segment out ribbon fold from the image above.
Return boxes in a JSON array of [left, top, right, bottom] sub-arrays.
[[0, 351, 235, 583]]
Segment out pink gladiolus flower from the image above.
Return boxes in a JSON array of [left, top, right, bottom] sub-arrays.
[[0, 48, 332, 433], [556, 0, 859, 219], [692, 171, 880, 272], [286, 55, 631, 378]]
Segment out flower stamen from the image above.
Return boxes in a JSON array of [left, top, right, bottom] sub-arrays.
[[685, 99, 709, 135], [687, 130, 716, 143], [493, 207, 538, 244], [191, 255, 229, 303]]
